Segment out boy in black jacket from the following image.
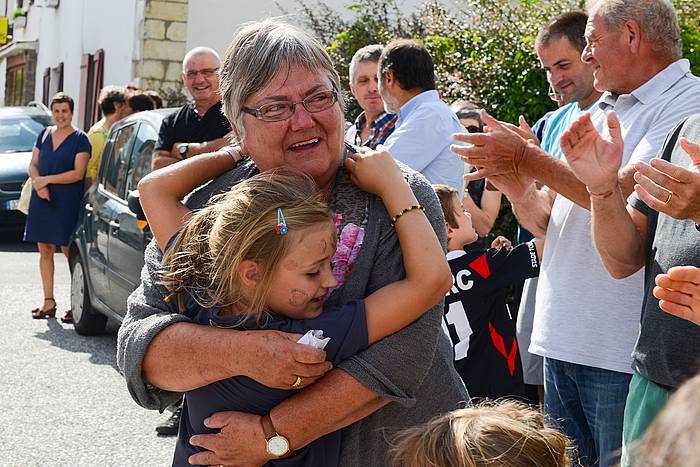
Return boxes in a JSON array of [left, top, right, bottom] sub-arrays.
[[435, 184, 544, 400]]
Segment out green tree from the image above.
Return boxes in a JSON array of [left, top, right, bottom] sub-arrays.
[[293, 0, 700, 242]]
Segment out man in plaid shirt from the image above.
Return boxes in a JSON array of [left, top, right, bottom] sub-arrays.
[[346, 44, 397, 149]]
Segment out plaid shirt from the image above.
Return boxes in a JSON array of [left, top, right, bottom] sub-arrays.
[[345, 111, 397, 149]]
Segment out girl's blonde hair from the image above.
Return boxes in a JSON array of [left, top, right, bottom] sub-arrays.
[[159, 169, 334, 324], [390, 400, 572, 467]]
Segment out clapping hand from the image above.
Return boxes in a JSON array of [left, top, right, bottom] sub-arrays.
[[560, 111, 623, 194], [632, 138, 700, 223], [452, 110, 532, 182], [654, 266, 700, 326]]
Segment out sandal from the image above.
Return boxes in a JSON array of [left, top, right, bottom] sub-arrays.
[[60, 310, 73, 324], [31, 298, 57, 319]]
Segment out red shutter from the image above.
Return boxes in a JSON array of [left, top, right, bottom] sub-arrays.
[[90, 49, 104, 125], [78, 53, 92, 130], [42, 67, 50, 105], [57, 62, 64, 92]]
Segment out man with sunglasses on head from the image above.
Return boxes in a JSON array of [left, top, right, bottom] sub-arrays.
[[151, 47, 234, 171], [378, 39, 465, 193]]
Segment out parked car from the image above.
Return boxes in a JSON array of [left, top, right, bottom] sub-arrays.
[[0, 105, 53, 231], [69, 108, 175, 335]]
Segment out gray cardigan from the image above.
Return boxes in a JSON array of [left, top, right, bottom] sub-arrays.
[[116, 156, 469, 466]]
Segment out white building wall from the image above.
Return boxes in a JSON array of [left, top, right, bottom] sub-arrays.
[[33, 0, 140, 122], [186, 0, 428, 57]]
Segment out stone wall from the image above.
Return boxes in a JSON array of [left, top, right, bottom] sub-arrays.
[[134, 0, 188, 102]]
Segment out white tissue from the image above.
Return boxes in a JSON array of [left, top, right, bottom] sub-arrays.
[[297, 330, 330, 350]]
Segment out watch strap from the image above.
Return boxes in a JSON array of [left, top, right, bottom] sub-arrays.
[[261, 414, 292, 457], [260, 414, 277, 440]]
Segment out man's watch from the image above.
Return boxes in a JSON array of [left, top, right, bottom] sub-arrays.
[[261, 414, 291, 457], [178, 143, 189, 159]]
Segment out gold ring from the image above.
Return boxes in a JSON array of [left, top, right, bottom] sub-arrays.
[[664, 190, 673, 204], [291, 376, 302, 389]]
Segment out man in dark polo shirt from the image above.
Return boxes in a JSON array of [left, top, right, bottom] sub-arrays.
[[151, 46, 233, 171]]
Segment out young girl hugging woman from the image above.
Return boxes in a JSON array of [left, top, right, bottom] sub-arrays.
[[137, 146, 452, 467]]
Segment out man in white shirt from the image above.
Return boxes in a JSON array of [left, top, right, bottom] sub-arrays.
[[378, 39, 465, 192], [453, 1, 700, 466]]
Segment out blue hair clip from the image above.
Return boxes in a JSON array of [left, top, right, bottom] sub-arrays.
[[275, 208, 288, 235]]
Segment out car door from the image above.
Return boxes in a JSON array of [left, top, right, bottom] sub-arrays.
[[95, 122, 138, 314], [82, 135, 116, 305], [107, 121, 157, 316]]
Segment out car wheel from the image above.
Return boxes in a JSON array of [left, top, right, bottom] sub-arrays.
[[71, 253, 107, 335]]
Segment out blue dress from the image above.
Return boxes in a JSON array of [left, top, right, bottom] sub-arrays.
[[24, 128, 91, 246]]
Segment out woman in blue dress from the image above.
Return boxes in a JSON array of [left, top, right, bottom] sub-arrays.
[[25, 92, 91, 322]]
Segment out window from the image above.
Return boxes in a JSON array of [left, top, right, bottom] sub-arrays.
[[125, 123, 158, 195], [42, 62, 64, 106], [102, 123, 137, 198], [6, 64, 25, 106]]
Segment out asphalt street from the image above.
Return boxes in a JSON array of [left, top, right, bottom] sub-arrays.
[[0, 230, 176, 466]]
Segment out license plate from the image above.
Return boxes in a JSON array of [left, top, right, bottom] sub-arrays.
[[4, 199, 19, 211]]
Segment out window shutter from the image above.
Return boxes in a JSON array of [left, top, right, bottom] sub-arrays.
[[90, 49, 105, 125], [78, 53, 93, 130], [58, 62, 64, 92], [42, 67, 50, 106]]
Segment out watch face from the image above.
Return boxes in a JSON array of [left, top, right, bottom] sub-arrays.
[[267, 435, 290, 456]]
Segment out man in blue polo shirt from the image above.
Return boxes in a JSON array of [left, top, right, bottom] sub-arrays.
[[378, 39, 465, 192], [515, 9, 602, 407]]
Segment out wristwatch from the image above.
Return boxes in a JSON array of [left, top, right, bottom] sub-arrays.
[[178, 143, 189, 159], [261, 414, 291, 457]]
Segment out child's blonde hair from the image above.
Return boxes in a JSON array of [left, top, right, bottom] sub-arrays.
[[159, 169, 334, 324], [433, 184, 460, 229], [390, 400, 572, 467]]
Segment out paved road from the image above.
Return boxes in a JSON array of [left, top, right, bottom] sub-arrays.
[[0, 231, 176, 466]]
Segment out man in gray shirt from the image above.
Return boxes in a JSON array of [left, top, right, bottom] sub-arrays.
[[453, 1, 700, 465], [560, 111, 700, 465]]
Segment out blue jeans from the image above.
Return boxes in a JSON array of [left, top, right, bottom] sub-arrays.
[[544, 358, 631, 467]]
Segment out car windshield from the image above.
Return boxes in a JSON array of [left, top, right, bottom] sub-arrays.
[[0, 113, 53, 153]]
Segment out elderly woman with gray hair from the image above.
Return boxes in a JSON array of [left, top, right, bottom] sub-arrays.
[[117, 19, 467, 467]]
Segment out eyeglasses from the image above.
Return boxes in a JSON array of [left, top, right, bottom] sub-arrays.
[[465, 125, 482, 133], [241, 90, 338, 122], [184, 67, 219, 79]]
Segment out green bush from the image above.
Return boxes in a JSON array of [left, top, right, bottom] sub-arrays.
[[292, 0, 700, 242]]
